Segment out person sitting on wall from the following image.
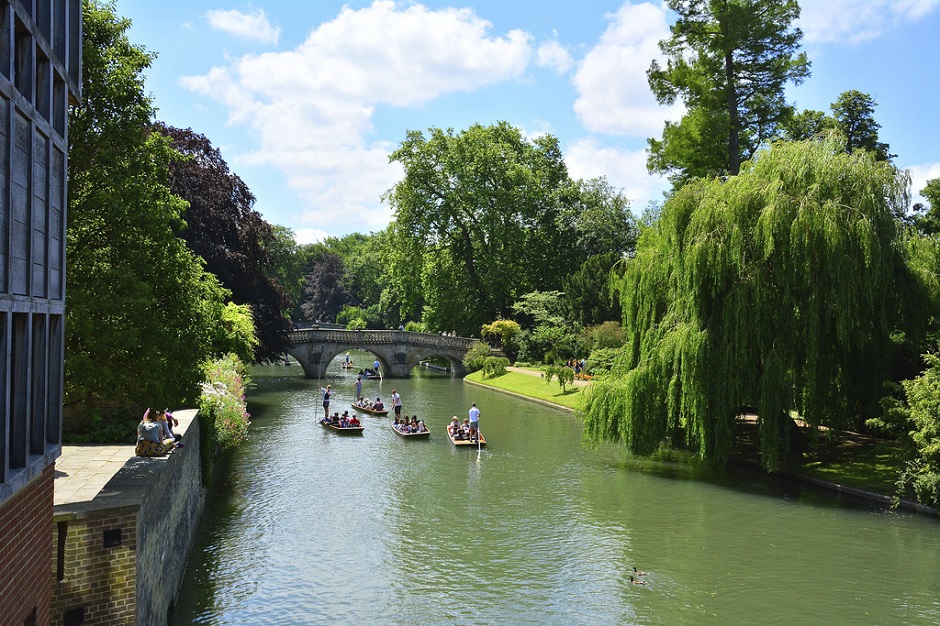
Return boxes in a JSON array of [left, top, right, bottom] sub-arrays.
[[136, 408, 174, 457], [163, 408, 182, 442]]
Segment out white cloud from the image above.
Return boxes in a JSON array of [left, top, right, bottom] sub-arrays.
[[293, 227, 331, 245], [572, 2, 682, 138], [907, 162, 940, 206], [799, 0, 940, 44], [565, 137, 670, 210], [182, 1, 532, 235], [206, 8, 281, 44], [536, 41, 574, 74]]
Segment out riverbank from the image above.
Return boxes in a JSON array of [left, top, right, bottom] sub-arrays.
[[465, 367, 938, 517]]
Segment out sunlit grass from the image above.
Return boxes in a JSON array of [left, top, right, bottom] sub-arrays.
[[464, 369, 583, 410]]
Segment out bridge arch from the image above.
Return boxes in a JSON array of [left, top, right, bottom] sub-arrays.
[[287, 329, 477, 379]]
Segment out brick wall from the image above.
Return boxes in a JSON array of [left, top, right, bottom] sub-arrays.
[[50, 412, 205, 626], [0, 464, 54, 626]]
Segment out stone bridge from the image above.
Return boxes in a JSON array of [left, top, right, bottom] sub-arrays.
[[286, 329, 478, 379]]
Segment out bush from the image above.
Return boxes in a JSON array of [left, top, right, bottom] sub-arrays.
[[346, 318, 367, 330], [198, 354, 251, 481], [893, 351, 940, 507], [482, 356, 509, 378], [463, 341, 492, 373], [544, 364, 575, 392], [66, 412, 137, 444], [404, 320, 424, 332], [585, 347, 623, 376]]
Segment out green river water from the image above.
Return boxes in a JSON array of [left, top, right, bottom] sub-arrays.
[[170, 353, 939, 625]]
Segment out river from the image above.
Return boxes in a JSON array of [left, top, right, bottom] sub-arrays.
[[170, 353, 940, 625]]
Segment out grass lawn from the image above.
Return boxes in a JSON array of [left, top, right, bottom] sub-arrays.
[[798, 437, 903, 495], [464, 369, 583, 410]]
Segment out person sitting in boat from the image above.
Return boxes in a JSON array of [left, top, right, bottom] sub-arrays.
[[373, 397, 384, 411], [417, 420, 428, 433], [349, 414, 360, 427], [330, 412, 341, 426], [449, 416, 461, 437]]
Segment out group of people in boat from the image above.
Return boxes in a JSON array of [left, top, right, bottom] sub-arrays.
[[321, 410, 361, 428], [448, 416, 479, 442], [354, 397, 385, 411], [393, 416, 429, 433]]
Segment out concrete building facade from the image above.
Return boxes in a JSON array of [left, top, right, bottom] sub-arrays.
[[0, 1, 81, 624]]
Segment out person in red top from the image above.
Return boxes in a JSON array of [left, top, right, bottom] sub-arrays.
[[349, 415, 361, 427]]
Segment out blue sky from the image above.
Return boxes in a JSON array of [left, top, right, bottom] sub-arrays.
[[114, 0, 940, 243]]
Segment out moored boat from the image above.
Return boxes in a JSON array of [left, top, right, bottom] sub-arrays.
[[446, 424, 485, 447]]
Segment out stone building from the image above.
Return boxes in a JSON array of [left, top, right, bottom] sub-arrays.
[[0, 1, 81, 624]]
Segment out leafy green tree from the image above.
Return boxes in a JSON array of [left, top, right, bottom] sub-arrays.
[[647, 0, 810, 183], [156, 124, 292, 361], [325, 231, 387, 309], [267, 225, 306, 314], [894, 351, 940, 506], [463, 341, 493, 373], [562, 252, 623, 327], [67, 0, 235, 410], [544, 364, 575, 392], [385, 122, 573, 334], [782, 108, 832, 141], [481, 356, 510, 379], [911, 179, 940, 235], [558, 177, 637, 257], [582, 136, 918, 470], [830, 90, 893, 162], [481, 319, 522, 358]]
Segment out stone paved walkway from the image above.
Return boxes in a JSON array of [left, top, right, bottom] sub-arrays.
[[54, 409, 197, 508], [54, 444, 136, 506]]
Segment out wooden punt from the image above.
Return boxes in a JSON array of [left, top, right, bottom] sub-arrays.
[[351, 403, 389, 416], [446, 425, 486, 447], [389, 421, 431, 438], [320, 420, 364, 434]]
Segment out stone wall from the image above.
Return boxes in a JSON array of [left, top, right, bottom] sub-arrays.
[[51, 410, 205, 626]]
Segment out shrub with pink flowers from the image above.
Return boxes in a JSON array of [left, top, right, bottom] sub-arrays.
[[198, 353, 251, 455]]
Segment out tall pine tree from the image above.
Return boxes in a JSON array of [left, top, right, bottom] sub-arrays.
[[647, 0, 810, 184]]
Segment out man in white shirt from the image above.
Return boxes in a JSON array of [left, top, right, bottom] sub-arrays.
[[468, 402, 480, 442]]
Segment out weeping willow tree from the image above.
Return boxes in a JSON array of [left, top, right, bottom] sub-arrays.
[[581, 136, 915, 469]]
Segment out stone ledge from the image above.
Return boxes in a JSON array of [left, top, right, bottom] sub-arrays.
[[54, 409, 198, 521]]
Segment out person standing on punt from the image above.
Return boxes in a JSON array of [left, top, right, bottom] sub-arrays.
[[391, 389, 402, 418], [355, 376, 363, 401], [468, 402, 480, 443], [320, 384, 332, 415]]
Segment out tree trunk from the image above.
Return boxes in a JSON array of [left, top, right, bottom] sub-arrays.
[[724, 50, 740, 175]]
